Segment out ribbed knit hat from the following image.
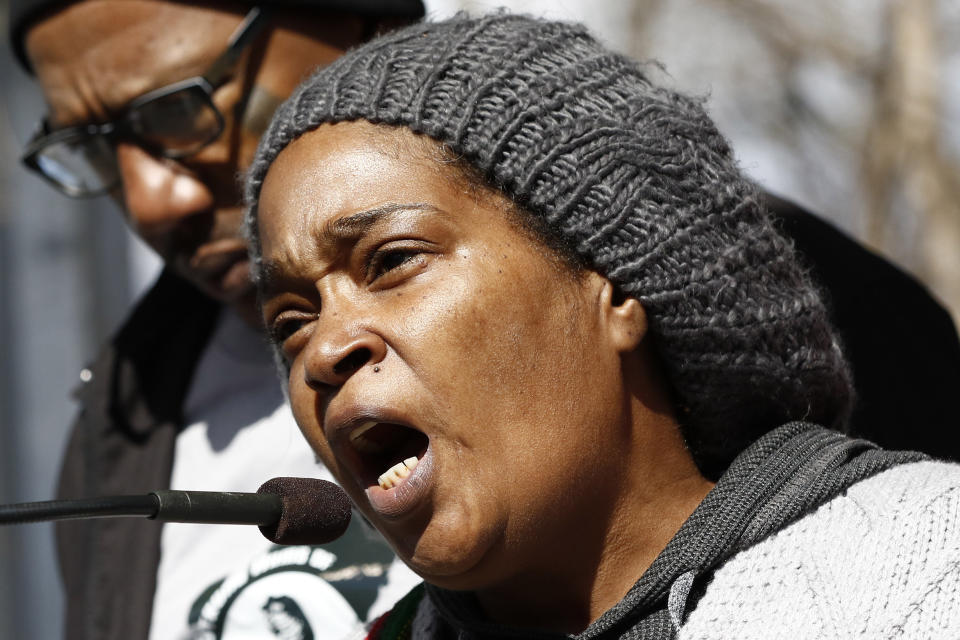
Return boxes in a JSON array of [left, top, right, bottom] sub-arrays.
[[245, 12, 853, 474]]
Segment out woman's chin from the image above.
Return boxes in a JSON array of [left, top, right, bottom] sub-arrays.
[[397, 524, 506, 591]]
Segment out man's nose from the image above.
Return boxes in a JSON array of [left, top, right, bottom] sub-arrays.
[[115, 142, 214, 234], [301, 316, 388, 392]]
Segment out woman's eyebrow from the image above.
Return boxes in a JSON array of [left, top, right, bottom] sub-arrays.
[[317, 202, 440, 246], [258, 202, 444, 297]]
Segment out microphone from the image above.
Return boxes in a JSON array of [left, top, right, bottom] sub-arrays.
[[256, 477, 351, 545], [0, 477, 351, 545]]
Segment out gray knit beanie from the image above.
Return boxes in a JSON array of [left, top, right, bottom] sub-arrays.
[[245, 12, 853, 475]]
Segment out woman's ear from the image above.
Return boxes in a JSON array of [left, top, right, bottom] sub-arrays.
[[590, 274, 647, 353], [600, 280, 647, 353]]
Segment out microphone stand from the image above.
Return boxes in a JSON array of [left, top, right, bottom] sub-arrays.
[[0, 491, 281, 526], [0, 477, 352, 545]]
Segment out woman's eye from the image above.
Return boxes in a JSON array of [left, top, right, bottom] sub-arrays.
[[269, 315, 312, 346], [368, 248, 422, 282]]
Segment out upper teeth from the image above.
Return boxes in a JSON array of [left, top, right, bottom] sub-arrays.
[[350, 421, 380, 453], [348, 421, 422, 490], [379, 457, 419, 490], [350, 420, 377, 440]]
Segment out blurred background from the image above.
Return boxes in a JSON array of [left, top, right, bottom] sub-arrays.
[[1, 0, 958, 637]]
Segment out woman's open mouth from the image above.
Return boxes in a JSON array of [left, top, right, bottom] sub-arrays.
[[349, 421, 429, 489]]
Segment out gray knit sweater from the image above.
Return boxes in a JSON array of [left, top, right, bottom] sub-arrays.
[[399, 425, 959, 638], [678, 460, 960, 638]]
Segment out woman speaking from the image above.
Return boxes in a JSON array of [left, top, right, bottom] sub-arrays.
[[243, 13, 960, 638]]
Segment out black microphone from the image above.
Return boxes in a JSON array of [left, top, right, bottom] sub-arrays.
[[0, 477, 351, 545]]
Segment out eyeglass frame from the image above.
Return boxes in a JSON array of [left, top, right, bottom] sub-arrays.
[[20, 6, 270, 198]]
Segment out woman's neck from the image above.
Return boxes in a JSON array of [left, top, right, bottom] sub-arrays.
[[474, 412, 714, 634]]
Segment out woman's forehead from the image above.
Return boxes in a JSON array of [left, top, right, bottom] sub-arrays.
[[255, 120, 578, 284], [261, 123, 431, 216]]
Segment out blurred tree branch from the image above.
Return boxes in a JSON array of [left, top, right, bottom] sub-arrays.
[[863, 0, 960, 321], [701, 0, 960, 323]]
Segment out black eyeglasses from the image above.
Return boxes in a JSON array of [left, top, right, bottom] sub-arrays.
[[21, 7, 270, 198]]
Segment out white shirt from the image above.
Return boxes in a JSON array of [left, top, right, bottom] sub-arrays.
[[149, 311, 418, 640]]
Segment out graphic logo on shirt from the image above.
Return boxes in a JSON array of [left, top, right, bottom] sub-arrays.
[[185, 519, 396, 639], [263, 595, 315, 640]]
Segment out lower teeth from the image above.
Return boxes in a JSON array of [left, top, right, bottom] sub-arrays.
[[378, 456, 419, 490]]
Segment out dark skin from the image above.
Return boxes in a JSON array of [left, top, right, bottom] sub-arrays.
[[25, 0, 369, 326], [256, 121, 715, 632]]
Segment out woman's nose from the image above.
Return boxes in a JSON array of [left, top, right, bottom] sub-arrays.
[[302, 323, 388, 391], [115, 142, 215, 237]]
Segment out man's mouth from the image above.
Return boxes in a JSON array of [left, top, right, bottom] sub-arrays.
[[348, 421, 430, 491]]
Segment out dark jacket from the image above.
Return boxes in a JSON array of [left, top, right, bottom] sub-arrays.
[[767, 194, 960, 455], [56, 270, 219, 640]]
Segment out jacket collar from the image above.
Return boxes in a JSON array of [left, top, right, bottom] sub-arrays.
[[106, 269, 220, 438]]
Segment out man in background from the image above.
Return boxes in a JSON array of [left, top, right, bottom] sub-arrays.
[[9, 1, 423, 638]]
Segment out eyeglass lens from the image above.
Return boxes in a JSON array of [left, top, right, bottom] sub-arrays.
[[31, 85, 222, 196], [128, 86, 222, 155], [34, 134, 118, 196]]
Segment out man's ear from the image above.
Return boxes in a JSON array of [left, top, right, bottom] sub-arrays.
[[591, 274, 647, 353]]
